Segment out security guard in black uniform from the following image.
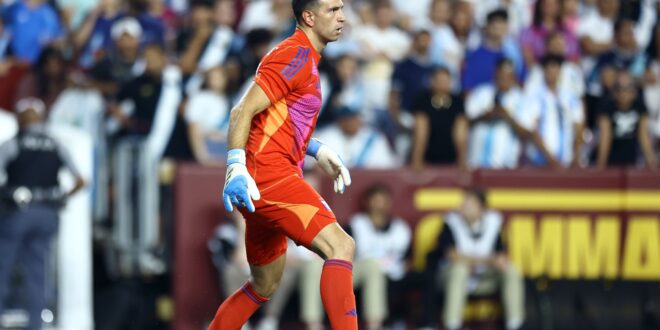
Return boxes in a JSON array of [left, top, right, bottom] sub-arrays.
[[0, 97, 85, 330]]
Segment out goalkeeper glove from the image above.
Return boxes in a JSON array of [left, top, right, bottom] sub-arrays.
[[307, 138, 351, 194], [223, 149, 260, 212]]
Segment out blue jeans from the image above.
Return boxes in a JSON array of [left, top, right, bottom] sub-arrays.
[[0, 205, 58, 330]]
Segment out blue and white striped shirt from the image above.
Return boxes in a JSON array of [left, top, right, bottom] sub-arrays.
[[523, 85, 584, 166], [466, 85, 530, 169]]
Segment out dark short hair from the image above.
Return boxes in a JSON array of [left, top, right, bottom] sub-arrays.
[[540, 53, 564, 67], [361, 184, 392, 211], [432, 65, 451, 76], [487, 9, 508, 23], [413, 29, 431, 38], [364, 184, 392, 198], [245, 28, 274, 48], [190, 0, 214, 9], [614, 18, 634, 34], [464, 186, 487, 208], [292, 0, 321, 25], [496, 58, 514, 70]]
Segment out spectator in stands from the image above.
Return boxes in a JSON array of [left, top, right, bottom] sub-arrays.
[[224, 28, 274, 100], [415, 0, 451, 33], [584, 62, 618, 132], [525, 31, 586, 97], [520, 0, 580, 68], [596, 71, 657, 168], [644, 24, 660, 139], [429, 0, 477, 89], [301, 185, 412, 330], [57, 0, 101, 31], [562, 0, 581, 34], [588, 18, 648, 89], [73, 0, 125, 69], [575, 0, 657, 72], [466, 59, 530, 169], [389, 29, 435, 132], [0, 17, 11, 66], [177, 0, 235, 93], [317, 54, 365, 128], [472, 0, 531, 36], [185, 66, 230, 165], [390, 0, 431, 32], [0, 97, 85, 330], [314, 106, 400, 169], [213, 0, 239, 32], [0, 17, 9, 63], [0, 16, 26, 111], [238, 0, 295, 40], [577, 0, 619, 66], [15, 47, 68, 110], [421, 187, 524, 330], [127, 0, 166, 47], [524, 54, 584, 167], [145, 0, 178, 47], [354, 0, 411, 131], [349, 184, 412, 329], [108, 43, 169, 138], [2, 0, 64, 64], [354, 0, 410, 62], [90, 17, 143, 98], [461, 9, 524, 93], [410, 67, 468, 171]]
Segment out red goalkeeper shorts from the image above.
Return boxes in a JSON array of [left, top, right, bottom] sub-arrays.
[[240, 173, 336, 266]]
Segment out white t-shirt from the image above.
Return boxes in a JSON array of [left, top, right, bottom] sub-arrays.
[[0, 110, 17, 145], [353, 25, 411, 62], [465, 85, 530, 169], [525, 62, 586, 97], [523, 85, 584, 166], [578, 4, 656, 70], [391, 0, 432, 21], [238, 0, 277, 33], [185, 91, 230, 133], [577, 11, 615, 45], [315, 124, 400, 169], [444, 211, 503, 259], [577, 10, 615, 72], [350, 213, 411, 281]]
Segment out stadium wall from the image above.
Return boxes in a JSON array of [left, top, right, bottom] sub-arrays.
[[173, 165, 660, 330]]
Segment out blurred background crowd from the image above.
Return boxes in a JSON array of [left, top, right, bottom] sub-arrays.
[[0, 0, 660, 329]]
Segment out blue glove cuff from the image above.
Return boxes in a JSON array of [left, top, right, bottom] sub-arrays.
[[227, 149, 246, 166], [306, 138, 323, 158]]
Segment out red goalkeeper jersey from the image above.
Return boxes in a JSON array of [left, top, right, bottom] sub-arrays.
[[246, 28, 323, 186]]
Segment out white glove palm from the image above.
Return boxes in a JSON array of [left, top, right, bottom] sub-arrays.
[[315, 144, 352, 194]]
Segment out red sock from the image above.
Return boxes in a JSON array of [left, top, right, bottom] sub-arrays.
[[207, 282, 268, 330], [320, 259, 358, 330]]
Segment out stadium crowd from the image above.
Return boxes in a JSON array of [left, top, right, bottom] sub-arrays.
[[1, 0, 660, 329], [0, 0, 658, 171]]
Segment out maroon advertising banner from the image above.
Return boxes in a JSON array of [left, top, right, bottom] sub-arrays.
[[173, 165, 660, 330]]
